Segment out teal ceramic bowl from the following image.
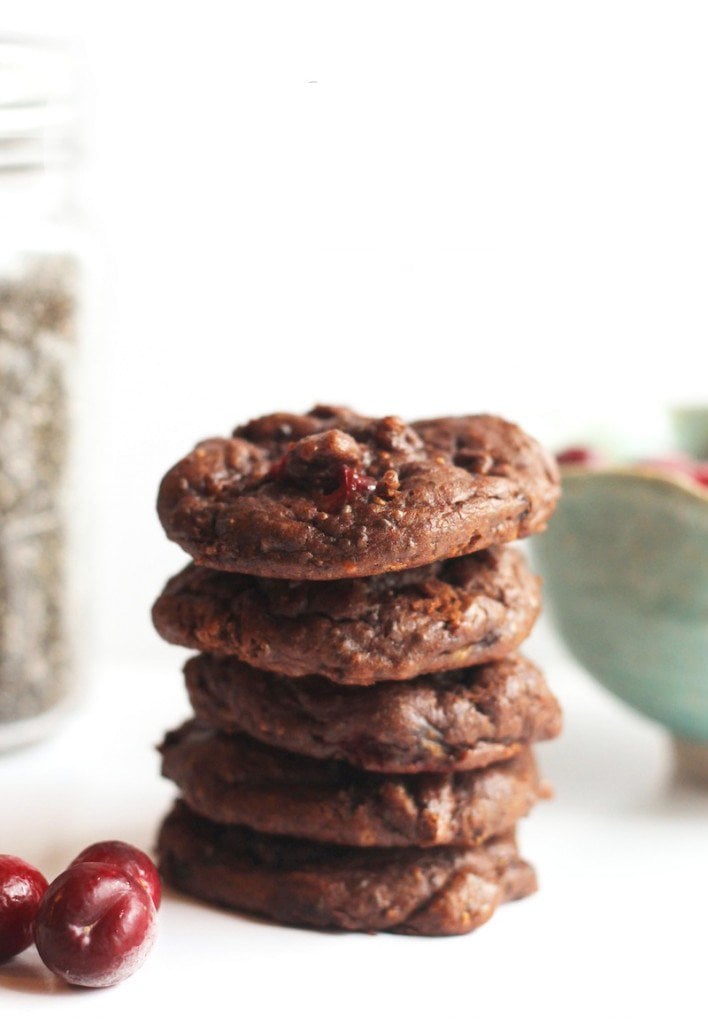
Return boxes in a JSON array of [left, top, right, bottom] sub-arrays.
[[532, 407, 708, 781]]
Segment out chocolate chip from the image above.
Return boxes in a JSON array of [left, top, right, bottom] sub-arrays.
[[283, 430, 363, 491]]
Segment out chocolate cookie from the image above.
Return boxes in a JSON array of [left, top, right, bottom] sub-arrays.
[[185, 653, 562, 773], [158, 801, 537, 935], [152, 545, 540, 684], [156, 406, 560, 579], [159, 722, 544, 847]]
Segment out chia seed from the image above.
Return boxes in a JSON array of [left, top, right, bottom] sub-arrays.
[[0, 253, 77, 725]]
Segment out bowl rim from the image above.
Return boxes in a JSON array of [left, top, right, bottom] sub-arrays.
[[559, 464, 708, 503]]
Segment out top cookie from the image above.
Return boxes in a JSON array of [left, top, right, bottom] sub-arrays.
[[157, 406, 560, 580]]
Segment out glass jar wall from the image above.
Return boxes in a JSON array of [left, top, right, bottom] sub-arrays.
[[0, 38, 83, 750]]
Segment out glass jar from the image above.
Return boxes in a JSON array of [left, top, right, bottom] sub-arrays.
[[0, 38, 83, 750]]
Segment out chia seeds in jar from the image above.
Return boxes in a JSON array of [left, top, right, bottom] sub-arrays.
[[0, 39, 83, 750]]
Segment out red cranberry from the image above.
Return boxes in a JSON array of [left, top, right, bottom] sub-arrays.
[[0, 855, 48, 962], [556, 446, 601, 467], [70, 841, 161, 910], [321, 464, 376, 512], [35, 862, 157, 988]]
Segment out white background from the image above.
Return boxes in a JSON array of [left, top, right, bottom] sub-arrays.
[[1, 3, 707, 1021], [4, 0, 707, 664]]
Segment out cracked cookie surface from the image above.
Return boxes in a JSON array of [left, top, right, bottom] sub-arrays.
[[156, 406, 560, 579], [184, 653, 562, 773], [152, 545, 540, 684], [159, 721, 543, 847], [157, 801, 537, 935]]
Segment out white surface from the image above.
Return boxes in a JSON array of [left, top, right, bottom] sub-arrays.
[[1, 620, 706, 1022]]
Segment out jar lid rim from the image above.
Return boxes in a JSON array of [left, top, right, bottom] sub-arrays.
[[0, 36, 78, 166]]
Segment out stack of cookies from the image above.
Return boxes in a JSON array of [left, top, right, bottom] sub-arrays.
[[153, 406, 561, 936]]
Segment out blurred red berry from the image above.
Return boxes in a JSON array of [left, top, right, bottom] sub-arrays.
[[71, 840, 161, 909], [35, 861, 157, 988], [0, 854, 48, 961], [556, 446, 600, 467]]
